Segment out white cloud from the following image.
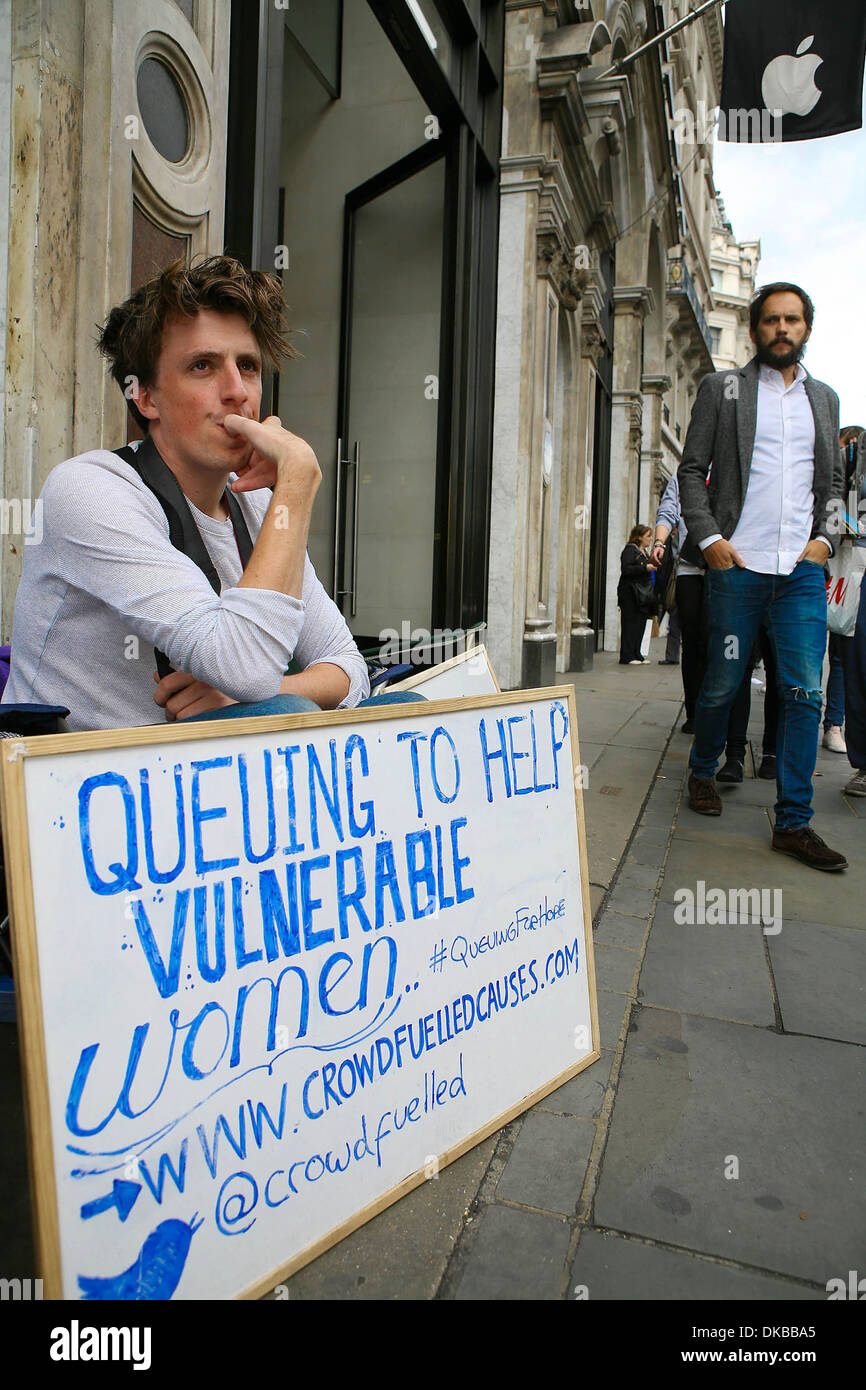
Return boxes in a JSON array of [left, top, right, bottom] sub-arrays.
[[713, 91, 866, 423]]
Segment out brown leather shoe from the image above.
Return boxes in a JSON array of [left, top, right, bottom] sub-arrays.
[[771, 826, 848, 872], [688, 773, 722, 816]]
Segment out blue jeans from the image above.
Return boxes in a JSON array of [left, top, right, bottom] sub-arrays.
[[181, 689, 427, 722], [690, 561, 827, 830]]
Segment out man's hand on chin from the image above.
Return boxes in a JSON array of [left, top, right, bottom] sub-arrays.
[[797, 539, 832, 566], [154, 669, 238, 721]]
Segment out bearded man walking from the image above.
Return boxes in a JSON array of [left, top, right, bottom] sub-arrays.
[[677, 283, 847, 871]]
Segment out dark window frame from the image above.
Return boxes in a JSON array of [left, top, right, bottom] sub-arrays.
[[226, 0, 505, 635]]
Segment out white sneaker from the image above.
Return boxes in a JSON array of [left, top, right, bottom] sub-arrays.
[[843, 768, 866, 796], [823, 725, 846, 754], [628, 659, 643, 665]]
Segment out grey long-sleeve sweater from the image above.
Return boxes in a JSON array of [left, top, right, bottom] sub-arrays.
[[2, 450, 370, 730]]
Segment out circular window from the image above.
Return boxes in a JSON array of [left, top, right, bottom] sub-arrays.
[[136, 56, 190, 163]]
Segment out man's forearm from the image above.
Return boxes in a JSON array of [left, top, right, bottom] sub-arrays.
[[279, 662, 351, 709], [238, 482, 314, 600]]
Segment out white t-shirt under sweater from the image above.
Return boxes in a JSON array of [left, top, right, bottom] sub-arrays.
[[2, 449, 370, 730]]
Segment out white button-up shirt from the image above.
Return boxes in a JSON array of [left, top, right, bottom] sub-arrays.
[[700, 363, 828, 575]]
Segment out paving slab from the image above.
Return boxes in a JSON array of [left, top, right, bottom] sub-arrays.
[[278, 1135, 497, 1299], [646, 789, 682, 817], [597, 987, 632, 1049], [610, 701, 685, 751], [453, 1202, 571, 1300], [595, 1007, 866, 1284], [594, 909, 648, 951], [641, 805, 677, 828], [570, 1228, 821, 1300], [631, 825, 671, 851], [532, 1050, 613, 1120], [594, 942, 641, 996], [577, 741, 607, 771], [636, 900, 775, 1027], [569, 695, 642, 746], [767, 919, 866, 1044], [582, 745, 663, 887], [616, 859, 664, 892], [496, 1110, 596, 1215], [625, 839, 669, 870], [607, 883, 657, 919], [658, 830, 855, 928], [674, 804, 773, 841]]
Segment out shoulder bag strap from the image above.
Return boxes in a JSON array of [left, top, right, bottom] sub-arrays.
[[114, 436, 255, 675]]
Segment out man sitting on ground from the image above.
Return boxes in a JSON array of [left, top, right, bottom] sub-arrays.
[[2, 255, 370, 731]]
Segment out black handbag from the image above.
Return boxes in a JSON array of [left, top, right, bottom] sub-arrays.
[[631, 575, 658, 616], [654, 537, 677, 615]]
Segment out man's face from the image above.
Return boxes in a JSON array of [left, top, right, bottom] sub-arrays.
[[134, 309, 262, 473], [750, 292, 811, 370]]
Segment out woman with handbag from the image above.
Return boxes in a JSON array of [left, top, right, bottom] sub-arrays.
[[618, 525, 654, 664]]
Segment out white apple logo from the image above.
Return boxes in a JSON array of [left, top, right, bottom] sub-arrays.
[[761, 35, 824, 118]]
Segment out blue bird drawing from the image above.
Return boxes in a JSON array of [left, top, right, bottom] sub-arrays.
[[78, 1214, 203, 1300]]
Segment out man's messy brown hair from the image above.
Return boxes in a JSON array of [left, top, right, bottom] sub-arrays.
[[97, 253, 297, 432]]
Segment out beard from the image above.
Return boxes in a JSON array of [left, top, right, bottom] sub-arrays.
[[755, 336, 806, 370]]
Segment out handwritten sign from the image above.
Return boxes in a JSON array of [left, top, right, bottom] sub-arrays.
[[1, 689, 598, 1300]]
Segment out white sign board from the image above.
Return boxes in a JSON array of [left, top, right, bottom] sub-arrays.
[[389, 645, 500, 699], [2, 689, 598, 1300]]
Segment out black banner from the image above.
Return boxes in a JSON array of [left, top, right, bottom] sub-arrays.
[[720, 0, 866, 142]]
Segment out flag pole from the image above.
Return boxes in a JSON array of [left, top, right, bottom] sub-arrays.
[[588, 0, 728, 82]]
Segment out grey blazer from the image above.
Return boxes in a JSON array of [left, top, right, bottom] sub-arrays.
[[677, 358, 843, 568]]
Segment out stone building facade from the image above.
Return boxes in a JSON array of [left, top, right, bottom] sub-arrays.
[[1, 0, 230, 637], [486, 0, 746, 685]]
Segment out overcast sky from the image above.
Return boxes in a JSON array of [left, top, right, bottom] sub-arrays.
[[712, 91, 866, 426]]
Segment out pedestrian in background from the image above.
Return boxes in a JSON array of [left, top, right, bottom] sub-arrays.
[[650, 474, 682, 666], [822, 425, 862, 754], [839, 426, 866, 796], [650, 473, 704, 724], [618, 525, 653, 665]]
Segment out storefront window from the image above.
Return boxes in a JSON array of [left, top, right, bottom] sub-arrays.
[[405, 0, 455, 83]]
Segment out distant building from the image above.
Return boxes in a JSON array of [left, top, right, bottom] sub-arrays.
[[487, 0, 742, 678], [708, 193, 761, 372]]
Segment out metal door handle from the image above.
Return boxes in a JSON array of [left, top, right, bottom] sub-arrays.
[[333, 436, 343, 599], [350, 440, 360, 617], [334, 438, 360, 614]]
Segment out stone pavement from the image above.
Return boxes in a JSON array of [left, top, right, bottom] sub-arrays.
[[0, 640, 862, 1303]]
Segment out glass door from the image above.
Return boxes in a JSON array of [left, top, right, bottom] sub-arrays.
[[335, 146, 446, 650]]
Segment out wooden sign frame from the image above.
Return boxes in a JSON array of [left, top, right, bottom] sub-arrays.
[[0, 686, 598, 1300]]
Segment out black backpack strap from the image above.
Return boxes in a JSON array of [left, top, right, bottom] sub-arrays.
[[114, 436, 254, 676], [224, 487, 253, 568]]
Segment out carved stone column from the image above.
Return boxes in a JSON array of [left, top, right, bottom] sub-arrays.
[[570, 310, 603, 671], [640, 371, 672, 525], [604, 285, 653, 652]]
